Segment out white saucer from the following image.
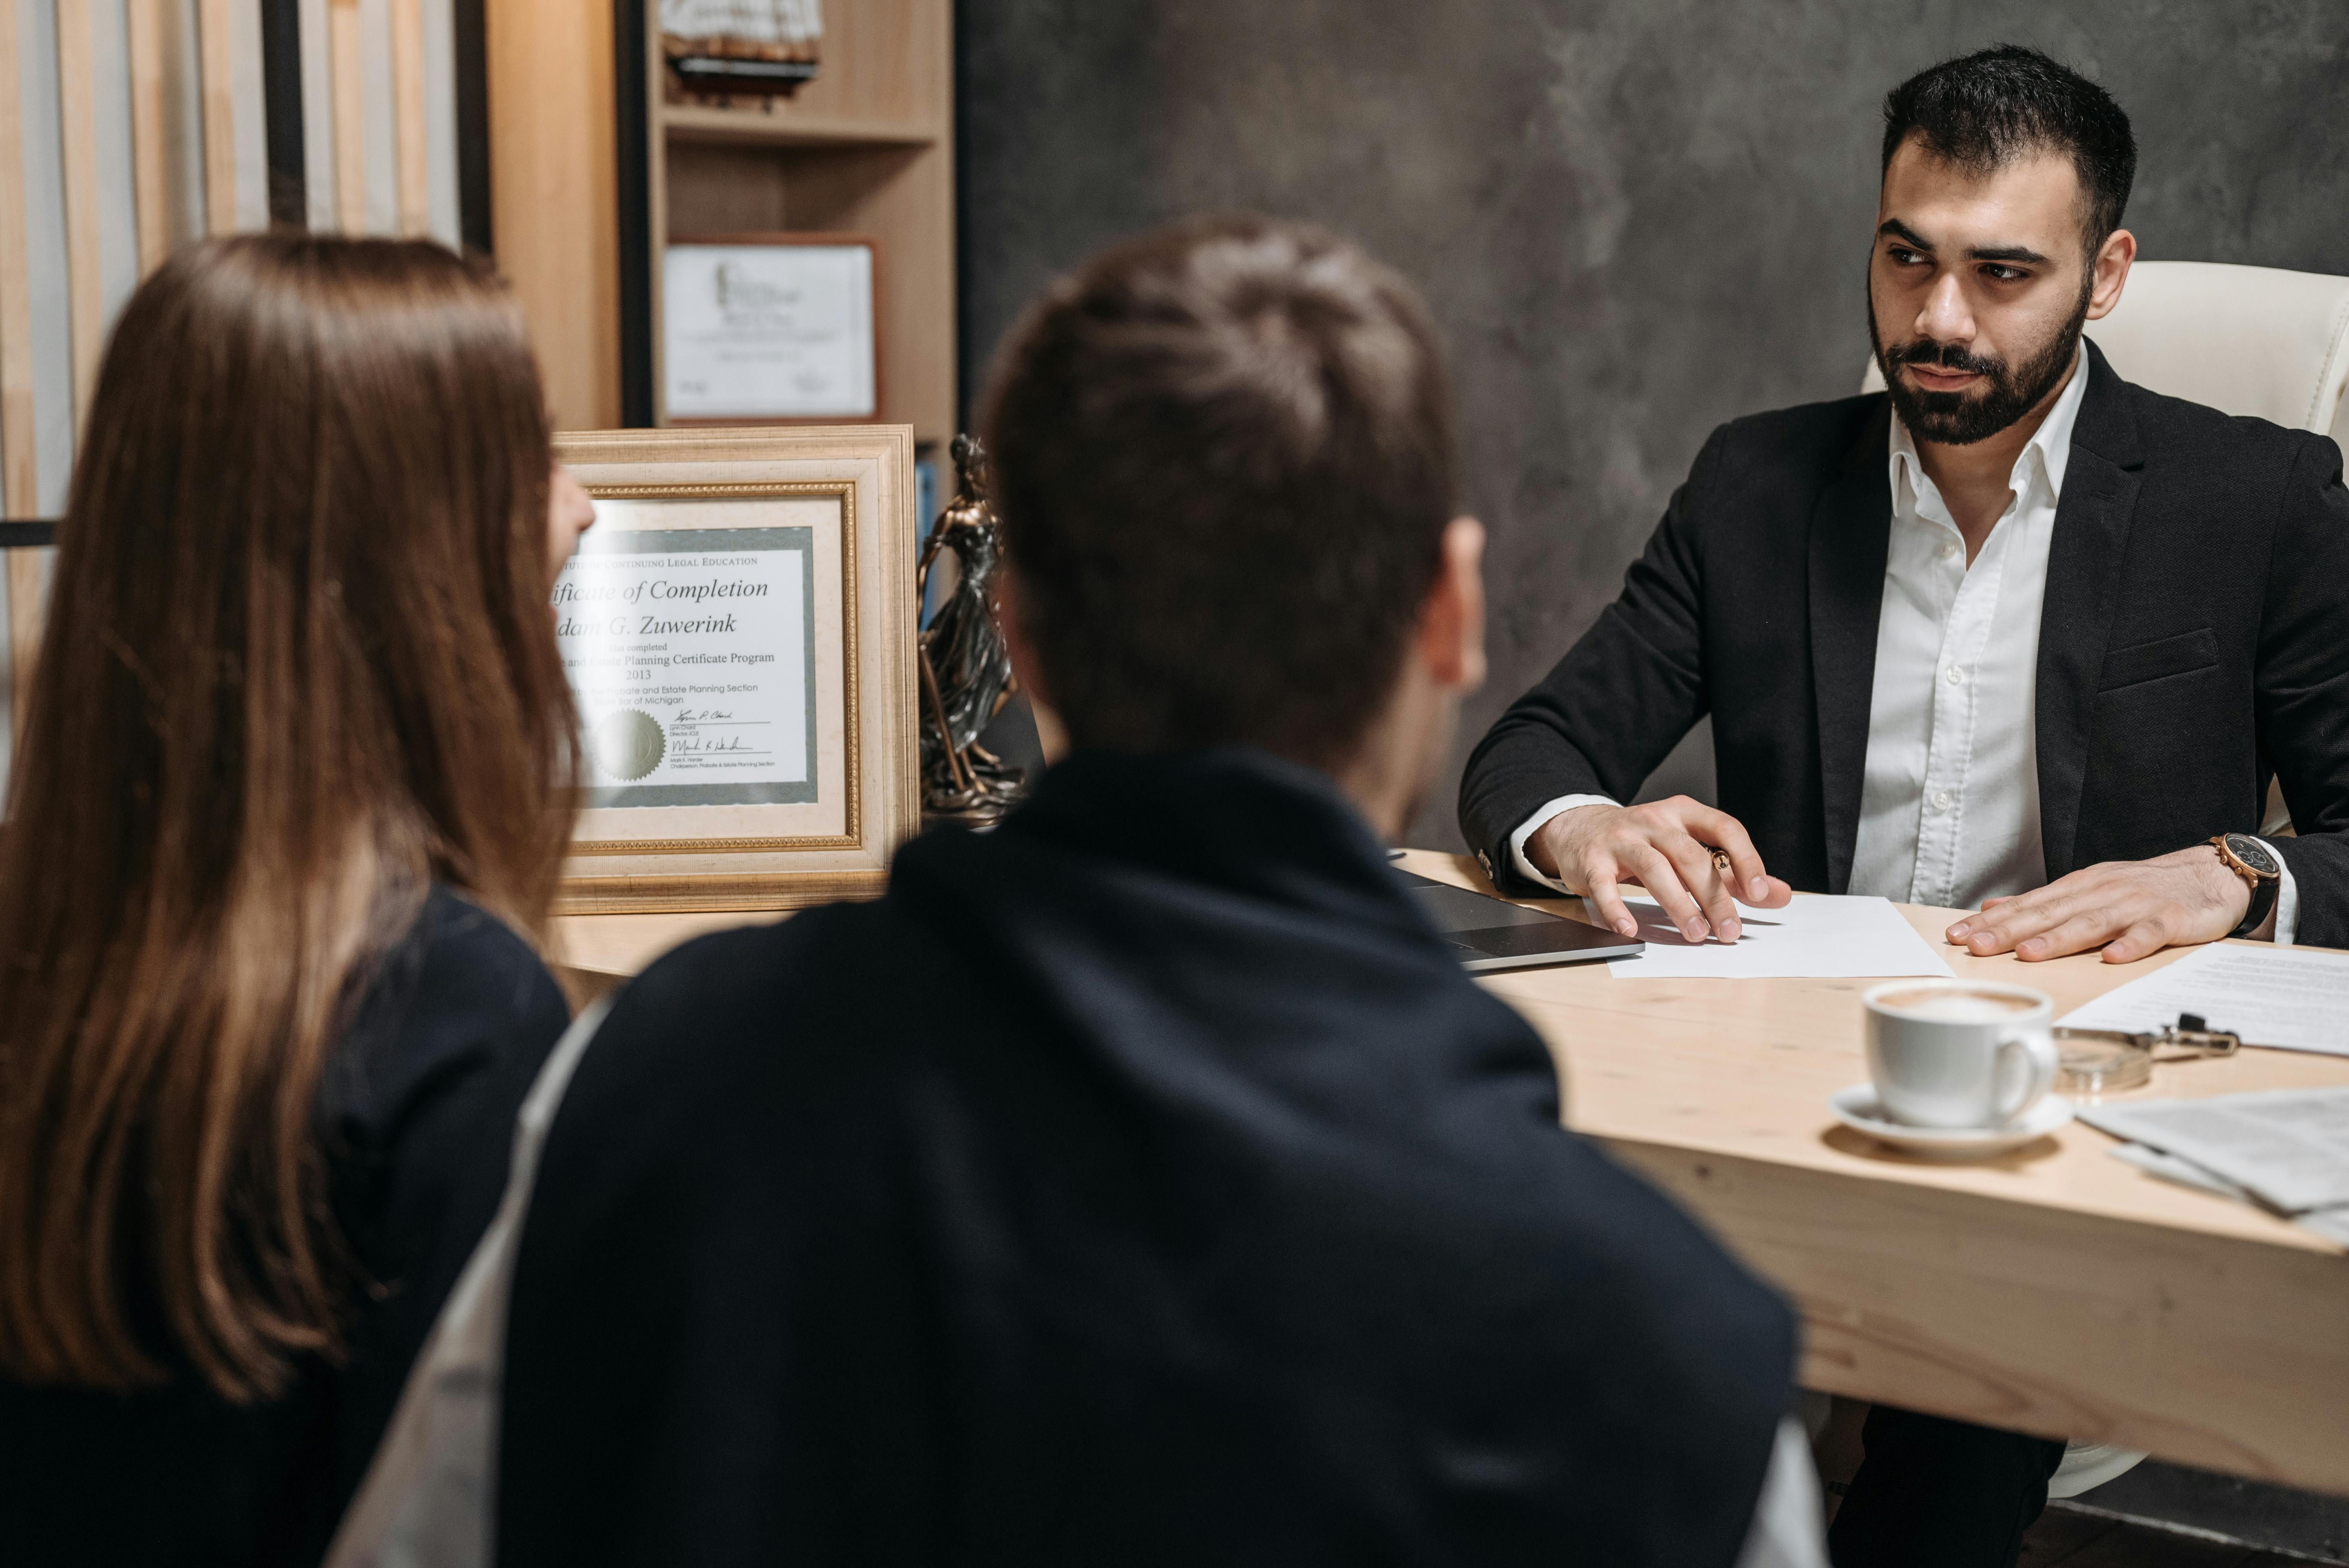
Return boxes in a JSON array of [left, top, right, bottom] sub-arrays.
[[1830, 1084, 2073, 1160]]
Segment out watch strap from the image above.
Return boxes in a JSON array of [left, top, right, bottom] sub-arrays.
[[2230, 870, 2279, 940]]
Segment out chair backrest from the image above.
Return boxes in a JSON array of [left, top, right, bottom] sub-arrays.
[[1858, 259, 2349, 444]]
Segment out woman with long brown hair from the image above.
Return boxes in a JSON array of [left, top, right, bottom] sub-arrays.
[[0, 235, 593, 1564]]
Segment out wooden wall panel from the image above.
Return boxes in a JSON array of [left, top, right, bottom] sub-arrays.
[[486, 0, 621, 429], [2, 0, 479, 746], [126, 0, 172, 272], [0, 7, 39, 513], [197, 0, 239, 233], [54, 0, 107, 413], [389, 0, 428, 233], [327, 0, 365, 231], [2, 3, 45, 726]]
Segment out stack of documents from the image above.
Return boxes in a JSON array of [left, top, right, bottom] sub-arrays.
[[2077, 1087, 2349, 1247]]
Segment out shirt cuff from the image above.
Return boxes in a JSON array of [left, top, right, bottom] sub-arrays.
[[1507, 794, 1622, 893], [1732, 1415, 1830, 1568], [2258, 839, 2298, 946]]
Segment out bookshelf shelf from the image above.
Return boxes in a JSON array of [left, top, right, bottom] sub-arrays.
[[628, 0, 956, 445], [660, 104, 941, 149]]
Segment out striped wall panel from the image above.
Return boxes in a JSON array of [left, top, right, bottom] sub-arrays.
[[0, 0, 472, 768]]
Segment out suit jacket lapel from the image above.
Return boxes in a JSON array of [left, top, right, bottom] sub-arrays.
[[2035, 341, 2146, 879], [1809, 402, 1892, 894]]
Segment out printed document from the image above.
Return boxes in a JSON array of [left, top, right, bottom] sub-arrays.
[[555, 523, 818, 810], [2107, 1136, 2349, 1249], [1598, 892, 1955, 980], [2055, 944, 2349, 1058], [2079, 1086, 2349, 1214]]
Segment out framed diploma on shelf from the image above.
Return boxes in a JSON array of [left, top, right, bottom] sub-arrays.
[[550, 426, 918, 913], [662, 235, 883, 422]]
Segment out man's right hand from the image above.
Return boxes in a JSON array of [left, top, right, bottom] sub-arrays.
[[1527, 797, 1793, 943]]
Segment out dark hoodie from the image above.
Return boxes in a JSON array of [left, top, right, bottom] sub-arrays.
[[498, 748, 1796, 1567]]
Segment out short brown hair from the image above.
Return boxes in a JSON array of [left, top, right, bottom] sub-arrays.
[[981, 215, 1456, 771], [1883, 46, 2136, 258], [0, 235, 576, 1401]]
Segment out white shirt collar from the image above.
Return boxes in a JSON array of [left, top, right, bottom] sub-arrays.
[[1888, 343, 2090, 511]]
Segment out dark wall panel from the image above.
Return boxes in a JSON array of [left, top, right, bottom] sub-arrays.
[[957, 0, 2349, 848]]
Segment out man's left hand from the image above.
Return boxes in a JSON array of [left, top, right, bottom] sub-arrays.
[[1945, 844, 2262, 963]]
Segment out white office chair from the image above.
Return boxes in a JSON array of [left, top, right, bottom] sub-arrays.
[[1863, 259, 2349, 837]]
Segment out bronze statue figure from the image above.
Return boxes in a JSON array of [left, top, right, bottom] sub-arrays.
[[916, 434, 1024, 824]]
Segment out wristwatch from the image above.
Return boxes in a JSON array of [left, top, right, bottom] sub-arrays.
[[2208, 833, 2281, 938]]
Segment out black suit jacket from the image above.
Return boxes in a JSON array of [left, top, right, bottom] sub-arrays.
[[499, 749, 1798, 1568], [0, 889, 568, 1568], [1460, 341, 2349, 945]]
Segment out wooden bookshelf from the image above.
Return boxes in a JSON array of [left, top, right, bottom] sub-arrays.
[[630, 0, 955, 444]]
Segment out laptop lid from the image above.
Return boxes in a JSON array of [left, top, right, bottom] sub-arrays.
[[1398, 871, 1643, 971]]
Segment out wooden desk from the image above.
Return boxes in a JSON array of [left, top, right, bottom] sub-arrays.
[[556, 855, 2349, 1494], [553, 908, 767, 1005]]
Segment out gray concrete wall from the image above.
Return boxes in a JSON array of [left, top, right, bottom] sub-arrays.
[[956, 0, 2349, 849]]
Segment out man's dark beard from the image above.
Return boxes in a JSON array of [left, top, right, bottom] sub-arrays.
[[1870, 278, 2090, 446]]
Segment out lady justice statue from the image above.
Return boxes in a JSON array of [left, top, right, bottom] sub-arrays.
[[915, 435, 1024, 825]]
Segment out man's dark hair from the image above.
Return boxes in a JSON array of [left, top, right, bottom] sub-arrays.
[[981, 215, 1456, 770], [1882, 45, 2137, 254]]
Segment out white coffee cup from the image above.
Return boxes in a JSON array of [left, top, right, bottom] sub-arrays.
[[1861, 980, 2059, 1129]]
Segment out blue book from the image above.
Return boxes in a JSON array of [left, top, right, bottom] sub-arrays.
[[915, 452, 942, 628]]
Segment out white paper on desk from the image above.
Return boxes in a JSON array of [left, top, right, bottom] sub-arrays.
[[2077, 1086, 2349, 1213], [2055, 943, 2349, 1058], [2109, 1140, 2349, 1249], [2110, 1141, 2251, 1200], [1596, 892, 1955, 979]]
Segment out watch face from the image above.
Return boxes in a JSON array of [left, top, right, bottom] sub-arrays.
[[2225, 833, 2279, 876]]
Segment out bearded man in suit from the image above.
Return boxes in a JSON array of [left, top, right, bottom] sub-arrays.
[[1461, 42, 2349, 1568]]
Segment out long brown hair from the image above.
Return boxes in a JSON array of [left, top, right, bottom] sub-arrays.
[[0, 235, 577, 1401]]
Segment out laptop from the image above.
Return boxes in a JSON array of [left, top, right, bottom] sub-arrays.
[[1398, 870, 1645, 972]]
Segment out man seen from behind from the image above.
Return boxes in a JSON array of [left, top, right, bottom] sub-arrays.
[[487, 217, 1824, 1566]]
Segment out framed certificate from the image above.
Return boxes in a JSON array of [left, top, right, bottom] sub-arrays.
[[662, 235, 882, 422], [551, 425, 918, 913]]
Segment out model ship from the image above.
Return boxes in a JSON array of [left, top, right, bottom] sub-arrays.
[[661, 0, 823, 104]]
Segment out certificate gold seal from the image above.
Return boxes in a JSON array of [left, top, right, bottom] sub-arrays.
[[592, 708, 666, 782]]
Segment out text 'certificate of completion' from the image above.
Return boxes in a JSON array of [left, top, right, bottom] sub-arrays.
[[555, 526, 820, 808]]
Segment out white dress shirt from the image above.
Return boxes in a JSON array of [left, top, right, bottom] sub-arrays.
[[1511, 350, 2296, 941], [1847, 351, 2087, 909], [1735, 1417, 1831, 1568]]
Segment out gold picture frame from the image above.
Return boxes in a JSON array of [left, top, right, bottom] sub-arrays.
[[553, 425, 918, 914]]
